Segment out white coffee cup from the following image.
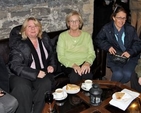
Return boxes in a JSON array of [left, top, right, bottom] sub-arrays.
[[55, 88, 64, 98], [84, 80, 92, 89]]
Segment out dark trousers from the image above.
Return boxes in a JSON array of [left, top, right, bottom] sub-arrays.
[[131, 72, 141, 93], [109, 60, 137, 83], [9, 74, 53, 113], [62, 66, 93, 83]]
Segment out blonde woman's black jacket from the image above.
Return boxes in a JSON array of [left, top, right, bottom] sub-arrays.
[[8, 31, 57, 81], [95, 21, 141, 67]]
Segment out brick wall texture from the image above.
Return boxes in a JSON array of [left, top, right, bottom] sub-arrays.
[[0, 0, 93, 39]]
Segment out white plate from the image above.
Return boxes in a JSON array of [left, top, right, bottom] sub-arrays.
[[112, 92, 132, 101], [53, 91, 67, 101], [62, 85, 80, 94], [81, 83, 92, 91]]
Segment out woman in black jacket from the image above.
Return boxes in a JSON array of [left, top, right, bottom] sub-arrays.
[[8, 17, 56, 113], [95, 6, 141, 83]]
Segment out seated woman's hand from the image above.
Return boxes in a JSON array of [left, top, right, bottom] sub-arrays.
[[109, 47, 116, 55], [81, 62, 90, 74], [0, 91, 5, 97], [72, 64, 82, 76], [121, 51, 130, 58], [47, 66, 54, 73], [37, 71, 46, 78], [0, 93, 4, 97]]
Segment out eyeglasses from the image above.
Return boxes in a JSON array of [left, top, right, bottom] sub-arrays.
[[69, 20, 79, 23], [115, 17, 126, 21]]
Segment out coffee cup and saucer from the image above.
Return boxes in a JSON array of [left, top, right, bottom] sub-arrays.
[[81, 80, 93, 91], [53, 88, 67, 101]]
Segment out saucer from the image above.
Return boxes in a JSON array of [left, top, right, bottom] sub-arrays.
[[53, 91, 67, 101], [81, 83, 92, 91]]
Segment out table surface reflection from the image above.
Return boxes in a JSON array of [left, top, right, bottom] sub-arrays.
[[42, 80, 141, 113]]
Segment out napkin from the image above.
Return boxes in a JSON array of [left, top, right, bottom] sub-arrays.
[[109, 88, 140, 111]]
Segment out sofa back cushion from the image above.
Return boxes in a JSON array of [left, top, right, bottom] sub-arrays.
[[0, 55, 9, 92], [0, 39, 10, 64]]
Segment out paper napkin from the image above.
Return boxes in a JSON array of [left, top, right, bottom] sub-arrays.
[[109, 88, 140, 111]]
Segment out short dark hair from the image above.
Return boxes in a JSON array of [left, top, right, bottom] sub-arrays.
[[111, 5, 127, 19]]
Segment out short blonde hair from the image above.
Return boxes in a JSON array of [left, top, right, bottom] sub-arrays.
[[66, 10, 83, 29], [21, 17, 42, 40]]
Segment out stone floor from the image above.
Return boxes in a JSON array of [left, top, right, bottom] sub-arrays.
[[105, 67, 131, 87]]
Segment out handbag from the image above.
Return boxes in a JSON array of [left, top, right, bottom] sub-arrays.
[[112, 52, 128, 64]]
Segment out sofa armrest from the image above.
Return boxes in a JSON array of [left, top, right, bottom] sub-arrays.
[[91, 47, 107, 79]]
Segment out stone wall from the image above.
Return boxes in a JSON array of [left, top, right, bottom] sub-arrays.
[[0, 0, 93, 39]]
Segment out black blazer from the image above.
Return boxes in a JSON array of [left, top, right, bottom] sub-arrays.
[[95, 21, 141, 67], [8, 26, 57, 81]]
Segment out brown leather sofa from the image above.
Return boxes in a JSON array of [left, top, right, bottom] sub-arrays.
[[0, 26, 106, 90]]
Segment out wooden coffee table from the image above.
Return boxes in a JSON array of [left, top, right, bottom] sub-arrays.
[[42, 80, 141, 113]]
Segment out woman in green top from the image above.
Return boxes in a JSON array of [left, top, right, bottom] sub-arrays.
[[57, 10, 96, 83]]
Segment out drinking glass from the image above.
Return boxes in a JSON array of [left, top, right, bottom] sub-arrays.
[[45, 91, 54, 113]]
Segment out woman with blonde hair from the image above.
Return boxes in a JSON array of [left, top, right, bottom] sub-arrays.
[[8, 17, 56, 113], [57, 11, 95, 83]]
